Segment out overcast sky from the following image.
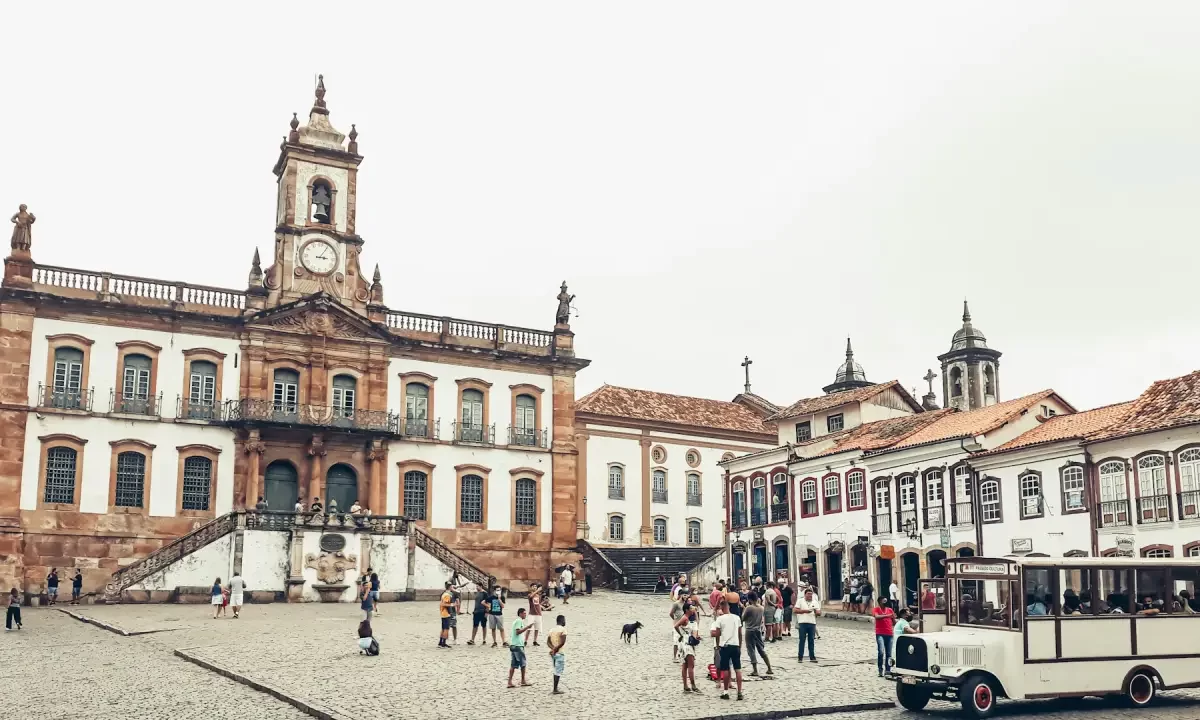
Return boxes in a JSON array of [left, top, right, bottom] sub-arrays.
[[5, 3, 1199, 412]]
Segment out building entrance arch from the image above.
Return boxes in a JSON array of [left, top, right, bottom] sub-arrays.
[[326, 463, 358, 510], [264, 460, 299, 510]]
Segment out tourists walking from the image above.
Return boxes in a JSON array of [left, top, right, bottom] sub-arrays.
[[359, 576, 375, 620], [873, 597, 896, 677], [438, 581, 454, 648], [710, 600, 744, 701], [742, 592, 772, 677], [5, 588, 21, 631], [888, 579, 900, 607], [368, 568, 381, 616], [794, 586, 820, 662], [468, 585, 490, 645], [507, 607, 533, 688], [71, 569, 83, 605], [211, 577, 224, 619], [780, 580, 794, 637], [527, 583, 544, 646], [674, 605, 701, 693], [487, 586, 507, 647], [46, 568, 59, 606], [229, 571, 245, 619], [560, 565, 573, 604], [547, 614, 567, 694]]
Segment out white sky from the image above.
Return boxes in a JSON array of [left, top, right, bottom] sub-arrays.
[[5, 2, 1199, 412]]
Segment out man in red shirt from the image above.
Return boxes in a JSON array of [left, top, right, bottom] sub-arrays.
[[709, 581, 726, 616], [872, 597, 896, 677]]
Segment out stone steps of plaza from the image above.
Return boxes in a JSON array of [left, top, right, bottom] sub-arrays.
[[600, 546, 724, 592]]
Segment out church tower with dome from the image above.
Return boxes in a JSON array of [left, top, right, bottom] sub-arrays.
[[937, 301, 1001, 411], [822, 337, 874, 395]]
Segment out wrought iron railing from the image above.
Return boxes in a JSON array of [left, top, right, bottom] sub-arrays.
[[608, 486, 625, 500], [731, 511, 747, 530], [872, 512, 892, 534], [924, 505, 945, 529], [896, 509, 918, 535], [1099, 500, 1131, 528], [1178, 490, 1200, 521], [177, 396, 221, 421], [1137, 494, 1172, 524], [400, 416, 437, 439], [750, 507, 767, 526], [110, 390, 162, 417], [952, 501, 973, 526], [652, 489, 668, 503], [36, 383, 94, 412], [411, 524, 494, 589], [686, 493, 702, 507], [225, 398, 395, 432], [452, 421, 495, 445], [508, 426, 548, 448], [770, 502, 789, 523]]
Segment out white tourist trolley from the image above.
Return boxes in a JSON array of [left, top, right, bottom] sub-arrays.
[[889, 556, 1200, 717]]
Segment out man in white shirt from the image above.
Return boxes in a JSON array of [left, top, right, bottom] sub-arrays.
[[793, 587, 821, 662], [710, 601, 745, 701], [889, 581, 901, 607], [560, 566, 574, 604]]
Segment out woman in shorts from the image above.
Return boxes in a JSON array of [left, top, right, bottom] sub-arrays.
[[210, 577, 224, 619], [674, 605, 701, 692]]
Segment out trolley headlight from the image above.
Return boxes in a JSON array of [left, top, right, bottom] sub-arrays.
[[930, 664, 941, 675]]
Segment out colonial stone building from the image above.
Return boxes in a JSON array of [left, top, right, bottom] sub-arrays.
[[0, 78, 589, 597]]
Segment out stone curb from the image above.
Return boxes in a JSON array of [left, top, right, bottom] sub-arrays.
[[58, 608, 174, 636], [174, 648, 354, 720], [686, 701, 894, 720]]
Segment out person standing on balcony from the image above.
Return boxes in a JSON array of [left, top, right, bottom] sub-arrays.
[[255, 496, 268, 512]]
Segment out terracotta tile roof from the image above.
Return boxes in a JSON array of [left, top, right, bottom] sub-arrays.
[[871, 390, 1069, 454], [983, 401, 1135, 455], [767, 380, 921, 422], [732, 392, 782, 418], [576, 384, 776, 435], [807, 411, 952, 460], [1086, 370, 1200, 442]]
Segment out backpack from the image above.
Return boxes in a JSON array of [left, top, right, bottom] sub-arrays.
[[707, 664, 720, 681]]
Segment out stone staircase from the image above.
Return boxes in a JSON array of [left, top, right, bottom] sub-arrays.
[[104, 512, 494, 602], [599, 546, 725, 593]]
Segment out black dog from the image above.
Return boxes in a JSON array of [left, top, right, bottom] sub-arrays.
[[621, 621, 644, 643]]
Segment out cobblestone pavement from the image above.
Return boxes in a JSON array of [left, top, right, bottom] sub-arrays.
[[0, 609, 309, 719], [42, 592, 1200, 720]]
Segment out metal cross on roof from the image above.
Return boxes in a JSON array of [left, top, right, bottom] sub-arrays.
[[742, 356, 753, 394]]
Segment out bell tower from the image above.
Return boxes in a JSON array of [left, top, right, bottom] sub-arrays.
[[263, 75, 369, 311], [938, 301, 1002, 411]]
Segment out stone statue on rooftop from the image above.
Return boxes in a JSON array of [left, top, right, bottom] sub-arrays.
[[10, 204, 34, 253], [556, 281, 574, 326]]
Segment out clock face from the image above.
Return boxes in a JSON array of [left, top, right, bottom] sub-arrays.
[[300, 239, 337, 275]]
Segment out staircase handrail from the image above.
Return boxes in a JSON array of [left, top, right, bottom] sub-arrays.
[[105, 512, 241, 600], [579, 539, 625, 578], [410, 524, 494, 589]]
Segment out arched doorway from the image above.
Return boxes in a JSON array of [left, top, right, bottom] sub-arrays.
[[901, 553, 920, 608], [800, 548, 817, 586], [733, 546, 747, 583], [851, 543, 868, 576], [264, 460, 299, 511], [877, 557, 893, 598], [326, 463, 358, 510], [956, 547, 975, 558], [928, 549, 947, 578], [825, 546, 844, 600], [773, 541, 790, 580], [752, 542, 768, 579]]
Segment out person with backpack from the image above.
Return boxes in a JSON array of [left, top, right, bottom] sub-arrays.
[[674, 604, 702, 693], [357, 618, 379, 655]]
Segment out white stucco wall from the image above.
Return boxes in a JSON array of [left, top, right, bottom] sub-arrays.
[[368, 536, 410, 592], [585, 432, 642, 543], [241, 529, 291, 593], [20, 412, 237, 515], [130, 534, 232, 591], [413, 545, 459, 590]]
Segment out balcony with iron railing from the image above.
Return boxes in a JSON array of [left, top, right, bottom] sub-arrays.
[[225, 398, 395, 433], [750, 506, 767, 526], [872, 512, 892, 535], [896, 509, 918, 536], [731, 510, 747, 530], [399, 416, 437, 439], [923, 505, 945, 529], [608, 485, 625, 500], [652, 489, 668, 503], [1137, 495, 1172, 524], [508, 426, 548, 449], [452, 421, 495, 445], [951, 501, 974, 526], [770, 502, 789, 523], [177, 397, 221, 421], [686, 493, 702, 507], [36, 384, 94, 412], [1099, 499, 1131, 528], [1179, 490, 1200, 521], [110, 391, 163, 417]]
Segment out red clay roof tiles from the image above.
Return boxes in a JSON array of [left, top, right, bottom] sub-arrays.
[[984, 401, 1135, 454], [1086, 370, 1200, 442], [576, 384, 776, 435], [806, 411, 952, 459], [767, 380, 921, 422], [873, 390, 1069, 453]]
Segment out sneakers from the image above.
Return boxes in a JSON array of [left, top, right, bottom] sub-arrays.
[[720, 692, 730, 700], [737, 693, 745, 701]]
